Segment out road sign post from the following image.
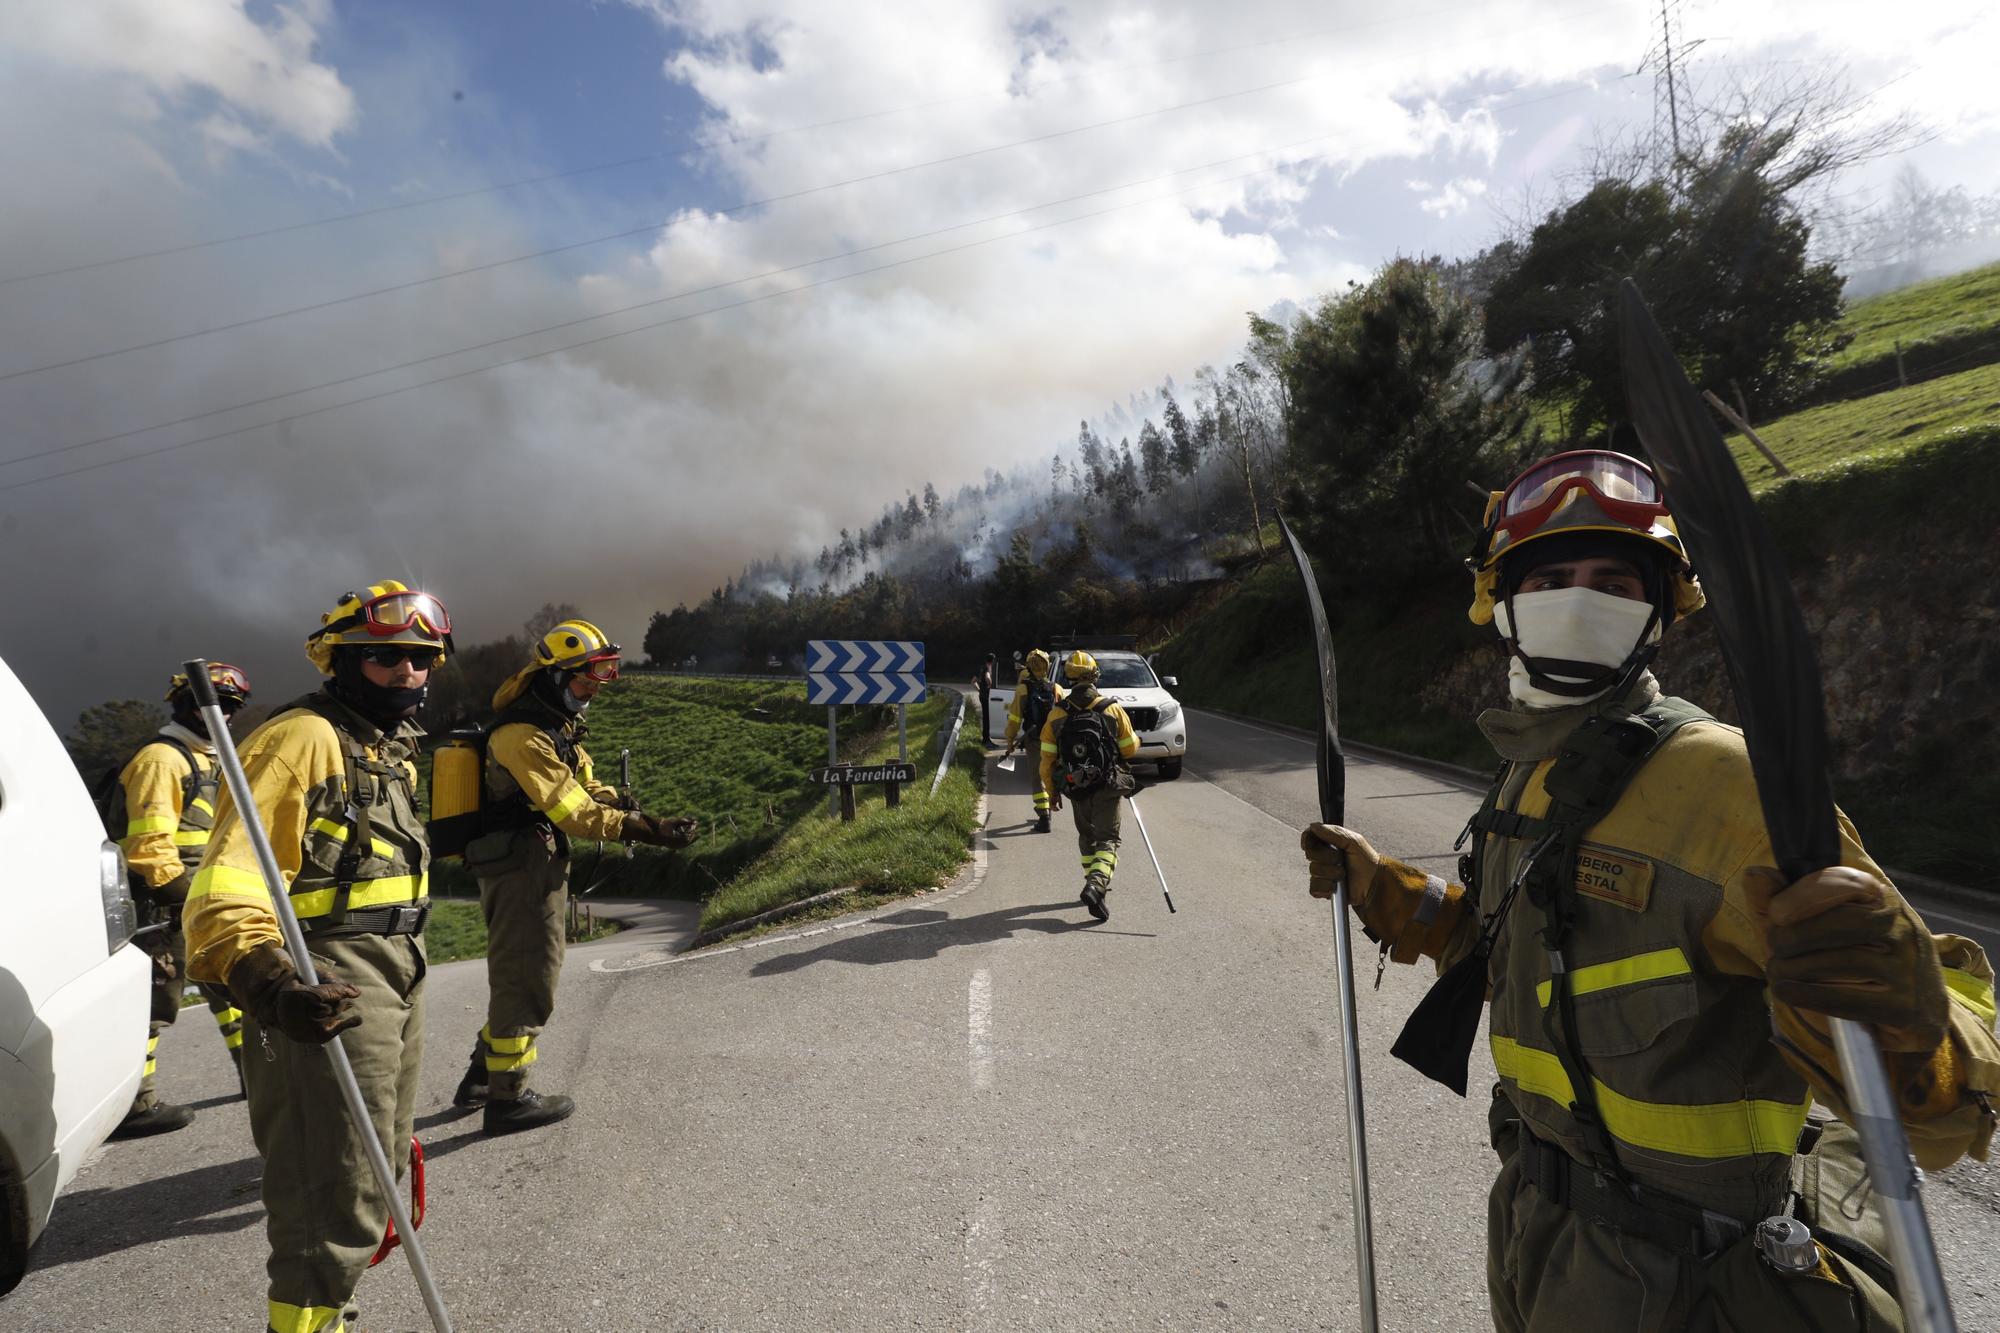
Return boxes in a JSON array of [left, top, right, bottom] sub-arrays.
[[808, 762, 920, 822], [806, 641, 926, 818]]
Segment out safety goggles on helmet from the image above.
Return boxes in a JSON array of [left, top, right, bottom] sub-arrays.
[[355, 590, 451, 640], [168, 661, 252, 705], [1490, 451, 1667, 548], [579, 653, 621, 683]]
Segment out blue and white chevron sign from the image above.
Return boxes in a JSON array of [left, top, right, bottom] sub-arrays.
[[806, 640, 925, 675], [806, 672, 927, 706]]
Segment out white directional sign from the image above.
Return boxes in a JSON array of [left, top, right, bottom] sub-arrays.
[[806, 640, 925, 675], [806, 672, 927, 705], [805, 639, 926, 706]]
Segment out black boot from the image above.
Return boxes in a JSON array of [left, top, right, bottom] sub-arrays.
[[453, 1047, 488, 1109], [111, 1100, 195, 1139], [483, 1089, 576, 1136], [1079, 879, 1110, 923], [1034, 812, 1052, 833]]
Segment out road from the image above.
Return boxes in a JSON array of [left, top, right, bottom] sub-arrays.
[[6, 710, 1996, 1330]]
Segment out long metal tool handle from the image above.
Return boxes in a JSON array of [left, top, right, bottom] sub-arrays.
[[1329, 877, 1377, 1332], [1831, 1017, 1956, 1331], [1126, 797, 1175, 914], [185, 661, 455, 1333]]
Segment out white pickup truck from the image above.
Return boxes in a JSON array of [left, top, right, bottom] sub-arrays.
[[0, 654, 149, 1294]]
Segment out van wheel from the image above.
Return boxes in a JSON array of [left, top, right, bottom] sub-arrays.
[[1157, 759, 1183, 780]]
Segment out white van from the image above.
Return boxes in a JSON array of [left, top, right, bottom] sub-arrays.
[[0, 654, 149, 1294]]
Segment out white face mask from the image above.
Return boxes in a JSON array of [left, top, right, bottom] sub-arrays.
[[1494, 587, 1661, 708]]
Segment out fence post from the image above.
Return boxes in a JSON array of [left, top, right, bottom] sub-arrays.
[[1896, 339, 1909, 388]]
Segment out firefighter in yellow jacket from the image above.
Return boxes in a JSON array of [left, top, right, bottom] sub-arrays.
[[451, 619, 697, 1134], [185, 582, 450, 1333], [1040, 650, 1140, 922], [1002, 647, 1066, 832], [1301, 451, 2000, 1330], [109, 662, 253, 1137]]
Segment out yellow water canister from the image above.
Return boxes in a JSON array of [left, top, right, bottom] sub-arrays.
[[427, 737, 484, 860]]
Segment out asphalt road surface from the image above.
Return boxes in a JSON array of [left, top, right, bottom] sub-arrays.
[[7, 711, 1996, 1330]]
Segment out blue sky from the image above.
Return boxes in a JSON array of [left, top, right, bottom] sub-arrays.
[[2, 0, 1997, 719]]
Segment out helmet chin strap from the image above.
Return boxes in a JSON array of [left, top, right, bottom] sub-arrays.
[[1498, 583, 1667, 699]]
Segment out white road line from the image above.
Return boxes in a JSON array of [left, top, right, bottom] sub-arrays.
[[968, 968, 995, 1091]]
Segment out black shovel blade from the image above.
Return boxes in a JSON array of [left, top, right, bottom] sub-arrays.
[[1617, 280, 1839, 881]]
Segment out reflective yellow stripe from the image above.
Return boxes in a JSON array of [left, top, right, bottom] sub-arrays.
[[1536, 947, 1691, 1008], [1118, 736, 1140, 755], [124, 815, 177, 835], [546, 783, 592, 824], [190, 797, 214, 817], [190, 862, 273, 903], [268, 1299, 345, 1333], [143, 1058, 157, 1077], [173, 830, 211, 847], [1040, 742, 1058, 754], [482, 1026, 538, 1072], [223, 1029, 245, 1050], [1491, 1035, 1809, 1159], [308, 818, 398, 859], [1945, 968, 1997, 1028], [213, 1006, 243, 1024], [147, 1036, 159, 1052], [288, 875, 426, 919]]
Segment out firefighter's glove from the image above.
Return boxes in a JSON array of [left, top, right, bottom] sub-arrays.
[[1049, 791, 1063, 813], [1303, 824, 1467, 964], [624, 813, 700, 848], [1745, 865, 1949, 1054], [227, 942, 362, 1046]]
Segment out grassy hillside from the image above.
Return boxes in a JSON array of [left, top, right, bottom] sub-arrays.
[[1733, 361, 2000, 487], [698, 690, 985, 931], [1816, 261, 2000, 401]]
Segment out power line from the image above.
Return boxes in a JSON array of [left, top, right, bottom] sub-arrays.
[[1, 77, 1603, 480], [0, 0, 1629, 384], [0, 0, 1509, 288]]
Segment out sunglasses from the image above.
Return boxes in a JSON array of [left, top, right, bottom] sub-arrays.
[[359, 646, 443, 670]]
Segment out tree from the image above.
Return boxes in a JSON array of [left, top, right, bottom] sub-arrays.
[[1485, 125, 1847, 435], [922, 481, 942, 529], [63, 698, 167, 783], [1162, 391, 1203, 535], [522, 602, 582, 643], [1137, 420, 1171, 496], [1288, 258, 1537, 584]]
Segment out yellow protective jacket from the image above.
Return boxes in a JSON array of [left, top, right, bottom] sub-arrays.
[[1003, 667, 1066, 748], [117, 724, 219, 890], [1038, 690, 1141, 792], [1442, 675, 1999, 1222], [482, 669, 626, 844], [184, 691, 428, 986]]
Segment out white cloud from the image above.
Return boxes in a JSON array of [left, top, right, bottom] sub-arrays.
[[1414, 175, 1489, 218], [0, 0, 356, 150]]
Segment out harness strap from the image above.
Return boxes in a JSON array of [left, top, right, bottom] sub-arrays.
[[1476, 696, 1714, 1182]]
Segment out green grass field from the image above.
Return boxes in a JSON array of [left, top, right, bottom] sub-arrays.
[[697, 690, 985, 932], [1729, 361, 2000, 487], [1819, 261, 2000, 397]]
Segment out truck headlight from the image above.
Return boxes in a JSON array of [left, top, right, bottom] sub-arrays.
[[1156, 701, 1181, 727], [101, 840, 138, 953]]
